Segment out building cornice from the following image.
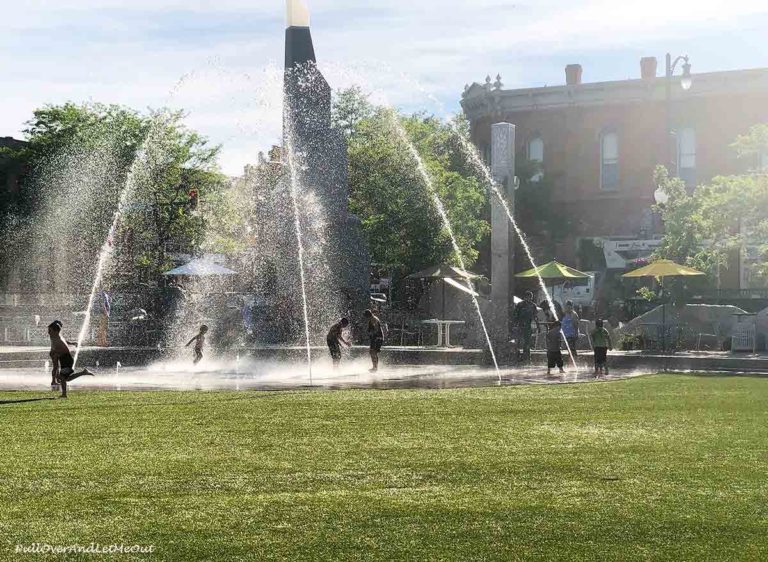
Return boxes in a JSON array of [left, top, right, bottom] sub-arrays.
[[461, 68, 768, 121]]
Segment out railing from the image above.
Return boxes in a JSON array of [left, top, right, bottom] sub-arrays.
[[693, 289, 768, 300]]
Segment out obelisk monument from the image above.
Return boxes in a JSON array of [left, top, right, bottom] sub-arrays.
[[490, 123, 516, 347], [283, 0, 370, 323]]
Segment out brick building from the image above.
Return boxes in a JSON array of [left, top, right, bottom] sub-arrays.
[[461, 59, 768, 292]]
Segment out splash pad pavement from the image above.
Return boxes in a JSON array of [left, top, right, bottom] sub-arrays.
[[0, 357, 646, 393], [1, 343, 765, 394]]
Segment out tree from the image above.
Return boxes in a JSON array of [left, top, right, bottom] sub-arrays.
[[654, 124, 768, 288], [514, 159, 572, 262], [117, 108, 227, 281], [334, 88, 489, 274], [731, 123, 768, 170], [331, 86, 375, 140], [1, 103, 231, 290]]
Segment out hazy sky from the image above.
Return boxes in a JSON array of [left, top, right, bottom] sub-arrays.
[[2, 0, 767, 174]]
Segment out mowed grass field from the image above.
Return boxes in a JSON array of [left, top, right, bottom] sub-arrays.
[[0, 374, 766, 561]]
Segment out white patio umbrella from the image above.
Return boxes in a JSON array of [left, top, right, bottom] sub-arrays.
[[162, 259, 238, 277]]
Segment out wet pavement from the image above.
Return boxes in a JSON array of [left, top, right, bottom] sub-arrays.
[[0, 359, 649, 393]]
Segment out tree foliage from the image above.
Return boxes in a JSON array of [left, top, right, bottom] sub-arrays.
[[118, 108, 226, 280], [1, 102, 231, 288], [514, 160, 572, 261], [654, 124, 768, 286], [731, 123, 768, 168], [333, 88, 489, 273]]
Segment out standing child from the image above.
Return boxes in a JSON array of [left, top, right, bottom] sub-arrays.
[[185, 325, 208, 365], [561, 300, 580, 357], [363, 309, 385, 372], [513, 291, 539, 362], [326, 318, 351, 369], [546, 320, 565, 376], [590, 319, 613, 377], [96, 289, 111, 347]]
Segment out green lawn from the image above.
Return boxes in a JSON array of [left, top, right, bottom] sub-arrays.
[[0, 375, 766, 561]]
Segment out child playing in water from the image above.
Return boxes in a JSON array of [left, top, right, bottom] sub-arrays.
[[185, 325, 208, 365], [591, 319, 613, 377], [326, 318, 351, 369], [561, 300, 580, 357], [363, 309, 385, 372], [546, 320, 565, 376], [47, 320, 94, 398]]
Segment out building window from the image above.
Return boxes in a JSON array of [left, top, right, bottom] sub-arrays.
[[528, 137, 544, 182], [677, 127, 696, 188], [600, 131, 619, 190]]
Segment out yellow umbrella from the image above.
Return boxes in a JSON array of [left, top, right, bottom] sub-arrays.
[[622, 259, 705, 351], [622, 259, 704, 279]]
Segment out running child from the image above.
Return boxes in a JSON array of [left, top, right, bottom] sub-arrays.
[[47, 320, 94, 398], [546, 320, 565, 376], [185, 325, 208, 365], [591, 319, 613, 377], [326, 318, 351, 368]]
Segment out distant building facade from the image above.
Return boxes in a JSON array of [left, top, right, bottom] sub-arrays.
[[462, 60, 768, 291]]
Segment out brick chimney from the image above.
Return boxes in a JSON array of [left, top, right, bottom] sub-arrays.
[[565, 64, 583, 86], [640, 57, 658, 80]]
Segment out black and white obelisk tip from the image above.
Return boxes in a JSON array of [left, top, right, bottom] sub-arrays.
[[285, 0, 315, 69], [286, 0, 310, 28]]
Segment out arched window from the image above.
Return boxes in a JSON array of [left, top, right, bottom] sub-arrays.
[[528, 137, 544, 182], [677, 127, 696, 188], [600, 131, 619, 190]]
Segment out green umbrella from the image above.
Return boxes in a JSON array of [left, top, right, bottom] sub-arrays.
[[515, 261, 591, 317], [515, 260, 591, 280]]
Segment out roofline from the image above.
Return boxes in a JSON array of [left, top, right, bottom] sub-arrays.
[[474, 67, 768, 97], [461, 66, 768, 116]]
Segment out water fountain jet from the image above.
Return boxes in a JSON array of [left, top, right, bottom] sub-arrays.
[[71, 119, 166, 367], [283, 0, 369, 377], [382, 110, 500, 375], [451, 125, 579, 370], [283, 131, 314, 383]]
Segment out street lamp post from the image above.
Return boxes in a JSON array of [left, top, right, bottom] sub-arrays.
[[665, 53, 693, 176]]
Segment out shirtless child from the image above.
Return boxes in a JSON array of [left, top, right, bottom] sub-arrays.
[[326, 318, 351, 369], [363, 309, 386, 372], [185, 325, 208, 365], [48, 320, 94, 398]]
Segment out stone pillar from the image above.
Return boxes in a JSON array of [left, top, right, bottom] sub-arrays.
[[490, 123, 516, 347]]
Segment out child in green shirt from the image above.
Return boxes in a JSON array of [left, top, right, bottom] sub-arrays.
[[591, 319, 613, 377]]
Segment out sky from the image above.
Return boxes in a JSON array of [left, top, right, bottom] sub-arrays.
[[2, 0, 768, 175]]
